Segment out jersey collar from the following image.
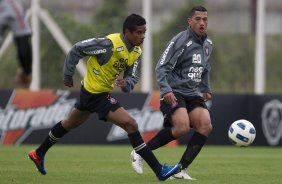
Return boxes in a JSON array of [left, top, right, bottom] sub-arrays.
[[121, 34, 135, 52]]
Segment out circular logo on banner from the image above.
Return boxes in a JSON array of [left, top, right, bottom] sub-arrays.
[[261, 99, 282, 146]]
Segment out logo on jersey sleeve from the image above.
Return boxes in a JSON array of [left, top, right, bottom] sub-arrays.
[[84, 49, 107, 55], [160, 42, 174, 65]]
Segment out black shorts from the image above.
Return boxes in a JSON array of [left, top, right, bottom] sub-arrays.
[[75, 86, 121, 121], [160, 93, 207, 127]]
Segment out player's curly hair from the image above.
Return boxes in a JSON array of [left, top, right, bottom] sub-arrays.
[[123, 13, 146, 34]]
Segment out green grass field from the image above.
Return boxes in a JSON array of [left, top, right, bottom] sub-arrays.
[[0, 145, 281, 184]]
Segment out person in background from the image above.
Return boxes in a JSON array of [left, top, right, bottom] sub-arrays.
[[0, 0, 32, 85], [28, 13, 181, 181], [131, 6, 213, 180]]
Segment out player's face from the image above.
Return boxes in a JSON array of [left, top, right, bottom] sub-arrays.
[[188, 11, 208, 38], [125, 25, 146, 46]]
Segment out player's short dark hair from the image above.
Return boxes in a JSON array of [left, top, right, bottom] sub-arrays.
[[123, 14, 146, 34], [189, 6, 207, 18]]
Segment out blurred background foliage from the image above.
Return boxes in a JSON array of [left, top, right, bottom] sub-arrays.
[[1, 0, 282, 93]]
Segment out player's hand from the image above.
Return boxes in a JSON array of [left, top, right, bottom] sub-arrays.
[[63, 79, 73, 88], [115, 74, 126, 88], [202, 92, 212, 102], [162, 92, 177, 107]]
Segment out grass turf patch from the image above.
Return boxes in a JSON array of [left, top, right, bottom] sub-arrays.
[[0, 145, 281, 184]]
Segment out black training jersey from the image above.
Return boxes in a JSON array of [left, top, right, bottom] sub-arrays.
[[155, 27, 213, 97]]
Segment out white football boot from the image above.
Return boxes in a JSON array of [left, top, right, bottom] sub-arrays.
[[130, 150, 144, 174], [169, 169, 196, 180]]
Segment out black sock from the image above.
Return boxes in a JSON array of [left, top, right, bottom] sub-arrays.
[[128, 131, 162, 176], [179, 131, 207, 169], [36, 122, 68, 158], [147, 127, 175, 150]]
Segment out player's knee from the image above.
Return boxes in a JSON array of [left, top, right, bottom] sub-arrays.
[[198, 121, 212, 136], [122, 117, 138, 133], [205, 122, 213, 135], [173, 123, 190, 138]]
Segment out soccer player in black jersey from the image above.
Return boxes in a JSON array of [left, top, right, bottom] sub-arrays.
[[28, 13, 181, 181], [131, 6, 213, 180]]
